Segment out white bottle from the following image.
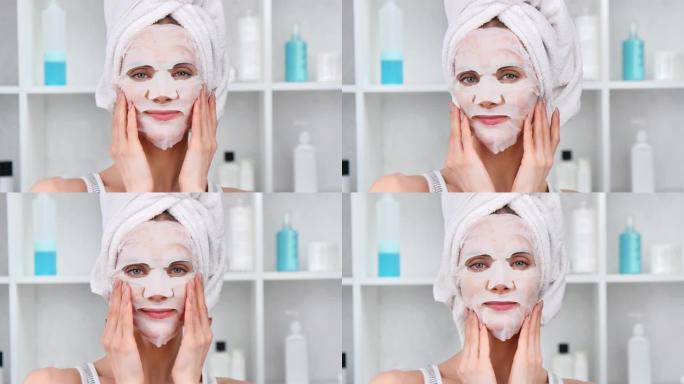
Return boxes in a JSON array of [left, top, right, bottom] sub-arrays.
[[237, 9, 262, 82], [337, 352, 347, 384], [209, 341, 232, 378], [572, 202, 596, 273], [576, 157, 592, 193], [628, 323, 651, 384], [286, 321, 309, 384], [573, 350, 589, 381], [552, 343, 574, 379], [42, 0, 66, 85], [341, 159, 351, 193], [575, 8, 600, 80], [555, 150, 577, 191], [378, 0, 403, 84], [231, 348, 247, 380], [228, 200, 254, 272], [0, 161, 13, 192], [219, 151, 240, 189], [631, 127, 655, 192], [294, 130, 318, 192], [239, 158, 255, 191]]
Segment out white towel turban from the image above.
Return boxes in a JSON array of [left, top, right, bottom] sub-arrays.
[[434, 193, 569, 343], [442, 0, 582, 125], [95, 0, 232, 119], [91, 193, 226, 310]]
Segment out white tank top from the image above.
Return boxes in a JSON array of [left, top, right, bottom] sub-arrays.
[[75, 362, 219, 384], [421, 170, 557, 192], [420, 364, 565, 384], [80, 173, 223, 193]]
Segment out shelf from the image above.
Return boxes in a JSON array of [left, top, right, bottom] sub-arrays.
[[262, 271, 341, 281], [565, 274, 601, 283], [605, 274, 684, 283], [15, 275, 90, 284], [608, 80, 684, 90], [342, 85, 356, 94], [362, 84, 448, 94], [271, 82, 342, 91], [223, 272, 259, 281], [226, 82, 267, 92], [357, 277, 434, 286], [0, 276, 9, 284], [0, 86, 19, 94], [25, 85, 97, 94], [342, 277, 353, 286]]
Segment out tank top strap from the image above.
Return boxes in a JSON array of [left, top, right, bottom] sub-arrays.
[[74, 362, 101, 384], [419, 364, 443, 384], [80, 173, 105, 193], [422, 170, 447, 193]]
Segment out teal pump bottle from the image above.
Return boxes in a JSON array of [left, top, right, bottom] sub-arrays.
[[277, 213, 299, 272], [619, 215, 641, 274], [622, 22, 644, 81], [285, 23, 308, 82]]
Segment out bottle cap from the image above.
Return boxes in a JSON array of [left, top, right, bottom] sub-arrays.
[[0, 161, 12, 177], [637, 130, 647, 143], [292, 23, 300, 37], [0, 350, 3, 367], [224, 151, 235, 162], [216, 341, 227, 352], [559, 343, 569, 354], [299, 131, 311, 145], [561, 150, 572, 161], [630, 22, 638, 37], [342, 159, 350, 176], [291, 320, 302, 333], [634, 323, 644, 336]]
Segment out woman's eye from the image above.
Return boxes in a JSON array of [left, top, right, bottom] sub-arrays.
[[173, 70, 192, 79], [168, 266, 189, 276], [125, 267, 145, 277], [459, 75, 478, 85], [468, 262, 488, 271], [500, 72, 520, 81], [131, 72, 149, 80], [511, 259, 530, 269]]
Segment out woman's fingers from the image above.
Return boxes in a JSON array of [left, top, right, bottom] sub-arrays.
[[184, 277, 196, 331], [448, 104, 463, 159], [532, 101, 544, 157], [112, 89, 126, 146], [209, 92, 217, 135], [195, 274, 211, 330], [123, 284, 136, 341], [477, 313, 489, 361], [551, 108, 561, 154], [540, 101, 551, 153], [531, 302, 543, 358], [126, 104, 139, 143], [461, 309, 474, 360], [460, 112, 475, 155], [103, 279, 122, 345], [522, 112, 534, 155]]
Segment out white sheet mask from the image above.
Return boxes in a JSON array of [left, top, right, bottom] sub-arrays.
[[118, 24, 203, 150], [456, 213, 541, 341], [113, 220, 196, 347], [451, 28, 540, 154]]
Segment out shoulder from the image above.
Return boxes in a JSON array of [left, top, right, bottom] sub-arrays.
[[216, 379, 252, 384], [221, 187, 248, 192], [371, 369, 424, 384], [30, 177, 87, 192], [23, 367, 81, 384], [563, 380, 591, 384], [369, 173, 429, 192]]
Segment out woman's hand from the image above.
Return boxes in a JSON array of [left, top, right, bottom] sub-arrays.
[[101, 279, 145, 384], [171, 274, 214, 384], [442, 104, 496, 192], [508, 302, 548, 384], [179, 86, 218, 192], [455, 309, 497, 384], [511, 101, 560, 192], [110, 89, 154, 192]]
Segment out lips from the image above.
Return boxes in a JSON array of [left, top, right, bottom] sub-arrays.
[[473, 115, 510, 126], [143, 110, 182, 122], [139, 308, 177, 319], [483, 301, 519, 311]]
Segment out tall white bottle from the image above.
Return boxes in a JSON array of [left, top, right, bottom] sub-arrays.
[[239, 159, 255, 191], [42, 0, 66, 85], [379, 0, 403, 84], [219, 151, 240, 189], [575, 8, 600, 80], [231, 348, 247, 380], [237, 9, 262, 82], [628, 322, 651, 384], [228, 200, 254, 271], [285, 321, 309, 384], [572, 201, 596, 273], [576, 157, 592, 193], [631, 127, 655, 192], [556, 150, 578, 191], [294, 130, 318, 192], [209, 341, 232, 378]]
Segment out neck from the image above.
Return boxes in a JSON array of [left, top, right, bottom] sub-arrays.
[[489, 331, 520, 383], [476, 136, 524, 192], [140, 134, 188, 192], [135, 330, 184, 384]]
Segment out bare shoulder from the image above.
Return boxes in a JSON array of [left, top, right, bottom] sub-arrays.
[[369, 173, 429, 192], [370, 369, 424, 384], [23, 367, 81, 384], [30, 177, 87, 192], [216, 378, 252, 384], [563, 380, 592, 384], [221, 187, 249, 192]]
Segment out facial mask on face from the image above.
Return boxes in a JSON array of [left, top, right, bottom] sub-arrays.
[[118, 24, 203, 150], [451, 28, 540, 154], [456, 213, 541, 341], [113, 220, 196, 347]]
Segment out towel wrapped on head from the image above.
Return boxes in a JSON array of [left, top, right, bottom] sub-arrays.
[[434, 193, 568, 344], [91, 193, 226, 310]]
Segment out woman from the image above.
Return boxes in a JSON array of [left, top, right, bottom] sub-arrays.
[[371, 0, 582, 193], [31, 0, 235, 193], [24, 194, 243, 384], [372, 194, 590, 384]]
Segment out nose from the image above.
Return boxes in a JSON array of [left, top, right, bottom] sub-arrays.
[[145, 72, 179, 104], [471, 76, 506, 109], [485, 262, 515, 293], [478, 97, 505, 109], [488, 282, 514, 294], [142, 271, 174, 300], [145, 89, 179, 104]]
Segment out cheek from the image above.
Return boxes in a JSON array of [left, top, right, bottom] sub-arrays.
[[459, 276, 486, 302], [514, 274, 540, 304]]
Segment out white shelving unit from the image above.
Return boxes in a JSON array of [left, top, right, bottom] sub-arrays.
[[343, 0, 684, 192], [344, 193, 684, 384], [0, 0, 342, 192], [0, 192, 342, 384]]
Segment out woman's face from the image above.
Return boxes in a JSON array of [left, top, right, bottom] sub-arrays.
[[457, 213, 540, 341], [114, 220, 195, 347], [118, 24, 203, 150], [452, 27, 540, 154]]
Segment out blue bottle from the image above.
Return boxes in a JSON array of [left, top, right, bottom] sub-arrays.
[[376, 194, 400, 277], [43, 0, 67, 86], [379, 0, 403, 85], [622, 22, 644, 81], [33, 194, 57, 276], [285, 24, 308, 82], [619, 215, 641, 274], [277, 213, 299, 272]]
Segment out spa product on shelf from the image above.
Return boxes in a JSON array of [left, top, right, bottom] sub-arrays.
[[239, 159, 255, 191], [376, 194, 400, 277], [576, 157, 592, 192], [619, 215, 641, 274], [307, 242, 339, 272], [338, 352, 347, 384], [294, 129, 318, 192], [316, 51, 340, 82], [623, 22, 644, 81], [572, 202, 596, 274], [0, 161, 13, 192], [219, 151, 240, 189], [555, 150, 577, 191], [552, 343, 574, 379], [237, 9, 261, 82], [209, 341, 232, 378], [341, 159, 351, 193], [573, 350, 589, 381], [628, 321, 651, 384], [231, 348, 246, 380], [228, 200, 254, 272], [654, 50, 678, 81], [650, 244, 681, 274], [286, 320, 309, 384], [0, 351, 3, 384], [43, 0, 66, 85], [33, 194, 57, 276], [285, 23, 308, 82], [277, 213, 299, 272], [575, 8, 599, 80], [630, 127, 655, 192], [379, 0, 403, 84]]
